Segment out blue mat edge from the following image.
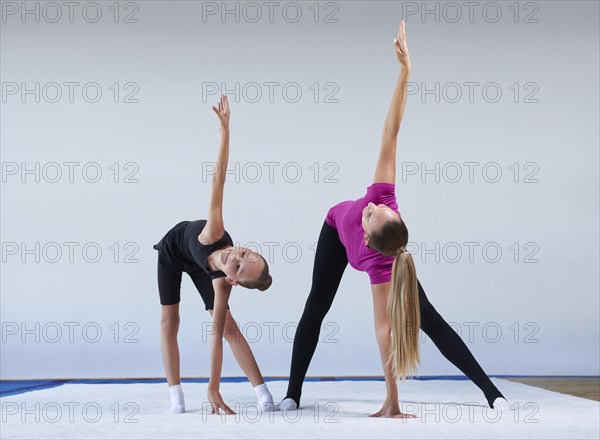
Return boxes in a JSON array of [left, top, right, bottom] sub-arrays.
[[2, 376, 598, 397]]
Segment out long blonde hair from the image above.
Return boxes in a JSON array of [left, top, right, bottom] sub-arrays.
[[368, 218, 420, 382]]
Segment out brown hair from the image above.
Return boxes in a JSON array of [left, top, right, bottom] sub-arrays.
[[368, 217, 420, 382], [237, 254, 272, 291]]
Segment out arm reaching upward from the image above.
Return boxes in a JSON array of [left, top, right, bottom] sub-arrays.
[[373, 20, 411, 185], [200, 95, 230, 244]]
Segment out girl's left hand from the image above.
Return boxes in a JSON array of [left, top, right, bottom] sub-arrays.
[[394, 20, 411, 70], [212, 95, 230, 129], [207, 388, 236, 415], [369, 399, 417, 419]]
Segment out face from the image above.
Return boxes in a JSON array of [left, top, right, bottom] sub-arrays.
[[362, 202, 400, 244], [220, 247, 265, 286]]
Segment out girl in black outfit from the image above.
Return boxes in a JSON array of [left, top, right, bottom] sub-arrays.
[[154, 96, 274, 415]]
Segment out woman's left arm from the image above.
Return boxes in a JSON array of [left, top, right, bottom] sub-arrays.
[[369, 282, 416, 418], [199, 95, 230, 244], [373, 20, 411, 185]]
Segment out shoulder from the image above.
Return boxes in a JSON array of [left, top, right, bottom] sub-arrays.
[[367, 254, 394, 285], [198, 226, 227, 245], [366, 182, 396, 197], [365, 183, 398, 211], [212, 276, 232, 292]]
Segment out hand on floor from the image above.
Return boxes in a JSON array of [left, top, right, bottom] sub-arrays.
[[207, 389, 236, 415], [369, 400, 417, 419]]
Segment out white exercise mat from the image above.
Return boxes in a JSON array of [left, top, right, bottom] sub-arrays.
[[1, 379, 598, 439]]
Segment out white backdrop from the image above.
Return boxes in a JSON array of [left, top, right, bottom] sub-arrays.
[[1, 0, 598, 379]]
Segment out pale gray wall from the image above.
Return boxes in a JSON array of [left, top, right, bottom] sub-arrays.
[[1, 0, 598, 379]]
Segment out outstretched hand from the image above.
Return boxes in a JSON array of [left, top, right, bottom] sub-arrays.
[[212, 95, 230, 130], [369, 400, 417, 419], [394, 20, 411, 69], [207, 388, 236, 415]]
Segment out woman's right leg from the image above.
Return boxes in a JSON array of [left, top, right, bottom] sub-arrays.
[[285, 221, 348, 407], [157, 258, 184, 387]]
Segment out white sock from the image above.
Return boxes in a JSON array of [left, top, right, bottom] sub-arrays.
[[167, 384, 185, 414], [492, 396, 509, 412], [276, 397, 298, 411], [254, 383, 275, 411]]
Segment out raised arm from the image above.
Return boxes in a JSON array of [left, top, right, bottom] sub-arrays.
[[373, 20, 411, 185], [199, 95, 230, 244], [206, 277, 235, 415]]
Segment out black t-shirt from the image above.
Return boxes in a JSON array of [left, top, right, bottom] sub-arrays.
[[153, 220, 234, 279]]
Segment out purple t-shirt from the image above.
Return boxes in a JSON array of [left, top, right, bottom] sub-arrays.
[[325, 183, 399, 284]]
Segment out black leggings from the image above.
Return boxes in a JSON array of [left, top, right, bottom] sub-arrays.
[[156, 255, 229, 311], [286, 221, 504, 408]]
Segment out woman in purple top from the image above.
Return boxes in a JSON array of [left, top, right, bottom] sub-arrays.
[[278, 21, 507, 417]]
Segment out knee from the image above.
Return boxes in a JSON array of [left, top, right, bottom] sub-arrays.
[[375, 318, 392, 344], [375, 322, 392, 343], [223, 326, 241, 342], [224, 322, 239, 338], [301, 299, 329, 323], [161, 314, 180, 333], [222, 314, 241, 341], [419, 306, 439, 334]]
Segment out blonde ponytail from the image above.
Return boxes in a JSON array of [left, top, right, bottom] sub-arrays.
[[387, 249, 420, 382], [367, 216, 420, 382]]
